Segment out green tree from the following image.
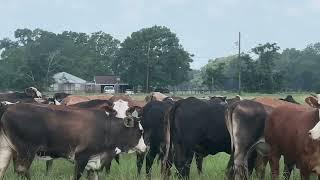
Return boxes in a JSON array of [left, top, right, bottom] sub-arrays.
[[201, 61, 226, 90], [115, 26, 192, 91], [252, 43, 280, 92]]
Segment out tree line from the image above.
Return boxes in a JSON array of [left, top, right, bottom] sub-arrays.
[[0, 26, 192, 91], [199, 42, 320, 93], [1, 26, 319, 93]]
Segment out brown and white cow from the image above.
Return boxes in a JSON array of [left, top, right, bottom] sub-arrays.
[[0, 103, 147, 180], [265, 104, 320, 179]]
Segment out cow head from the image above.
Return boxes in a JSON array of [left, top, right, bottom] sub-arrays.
[[305, 96, 320, 108], [309, 110, 320, 140], [24, 87, 42, 98], [117, 115, 147, 154], [104, 105, 117, 117], [126, 106, 143, 118], [113, 99, 129, 118]]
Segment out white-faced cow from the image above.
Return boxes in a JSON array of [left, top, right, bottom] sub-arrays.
[[0, 103, 147, 180]]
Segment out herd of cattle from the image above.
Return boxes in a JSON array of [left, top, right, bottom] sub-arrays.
[[1, 87, 320, 180]]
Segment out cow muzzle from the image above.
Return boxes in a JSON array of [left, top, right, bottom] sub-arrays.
[[130, 136, 148, 154], [309, 121, 320, 140]]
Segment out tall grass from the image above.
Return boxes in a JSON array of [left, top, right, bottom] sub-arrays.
[[3, 153, 316, 179]]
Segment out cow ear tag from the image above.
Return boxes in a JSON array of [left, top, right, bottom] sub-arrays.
[[124, 117, 134, 128]]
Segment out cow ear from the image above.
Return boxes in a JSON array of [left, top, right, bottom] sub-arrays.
[[123, 117, 134, 128], [126, 106, 143, 118], [305, 96, 320, 108], [24, 87, 34, 97], [104, 105, 117, 117]]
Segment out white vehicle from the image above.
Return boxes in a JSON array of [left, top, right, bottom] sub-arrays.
[[125, 89, 134, 95], [104, 86, 115, 94]]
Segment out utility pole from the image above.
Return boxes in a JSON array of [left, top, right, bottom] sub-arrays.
[[238, 32, 241, 95], [146, 41, 151, 93]]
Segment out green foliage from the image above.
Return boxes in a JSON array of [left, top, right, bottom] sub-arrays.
[[201, 60, 226, 90], [0, 29, 120, 90], [115, 26, 193, 90]]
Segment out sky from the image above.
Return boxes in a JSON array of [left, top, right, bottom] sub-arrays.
[[1, 0, 320, 69]]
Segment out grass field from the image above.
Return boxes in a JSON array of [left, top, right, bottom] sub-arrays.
[[3, 92, 317, 179]]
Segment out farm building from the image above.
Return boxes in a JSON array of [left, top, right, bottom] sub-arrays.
[[51, 72, 87, 93], [94, 75, 130, 93]]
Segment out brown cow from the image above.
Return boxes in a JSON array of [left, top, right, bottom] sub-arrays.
[[265, 104, 320, 180], [0, 103, 147, 180], [60, 94, 114, 105], [226, 96, 306, 180]]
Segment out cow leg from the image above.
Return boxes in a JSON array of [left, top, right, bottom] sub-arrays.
[[226, 152, 234, 179], [136, 152, 145, 175], [103, 161, 111, 174], [161, 152, 173, 180], [13, 152, 35, 180], [269, 149, 280, 180], [104, 155, 120, 174], [195, 153, 203, 175], [45, 160, 53, 176], [73, 155, 89, 180], [87, 170, 99, 180], [174, 145, 193, 179], [0, 134, 12, 179], [145, 150, 157, 179], [283, 159, 294, 180], [254, 154, 268, 180], [299, 168, 310, 180]]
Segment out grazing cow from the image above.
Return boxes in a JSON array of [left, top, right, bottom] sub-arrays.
[[0, 103, 147, 180], [162, 97, 232, 179], [136, 99, 175, 179], [265, 104, 320, 180], [226, 97, 305, 180], [0, 87, 42, 103]]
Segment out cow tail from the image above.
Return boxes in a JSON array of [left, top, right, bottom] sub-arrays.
[[161, 102, 179, 178], [225, 103, 235, 156], [0, 102, 9, 122]]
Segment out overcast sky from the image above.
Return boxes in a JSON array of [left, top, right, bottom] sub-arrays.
[[1, 0, 320, 69]]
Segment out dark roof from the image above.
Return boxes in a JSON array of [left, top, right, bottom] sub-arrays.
[[94, 76, 124, 85]]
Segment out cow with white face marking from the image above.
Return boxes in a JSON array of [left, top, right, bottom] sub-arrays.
[[0, 103, 147, 180]]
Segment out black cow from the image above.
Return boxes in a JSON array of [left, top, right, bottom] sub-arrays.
[[162, 97, 232, 179], [0, 103, 147, 180], [0, 87, 42, 103], [136, 99, 175, 179]]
